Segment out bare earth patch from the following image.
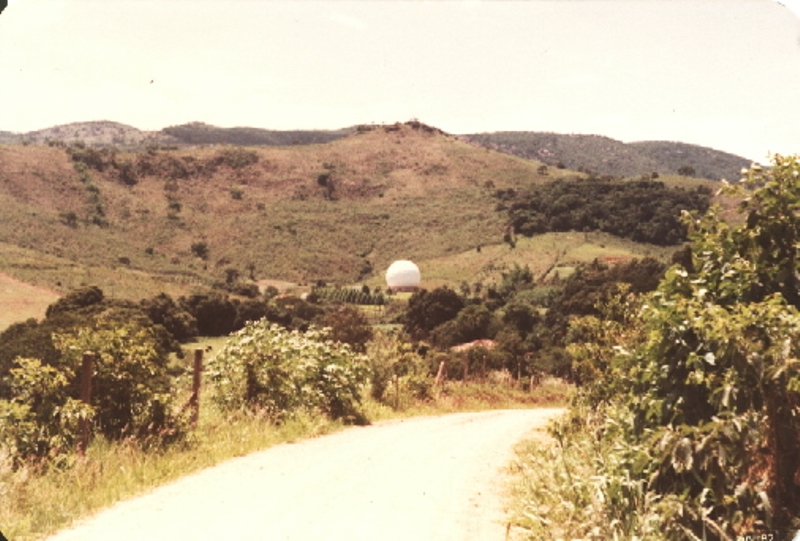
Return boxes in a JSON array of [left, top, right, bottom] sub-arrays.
[[46, 408, 563, 541], [0, 272, 59, 330]]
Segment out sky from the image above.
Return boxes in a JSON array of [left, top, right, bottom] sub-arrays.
[[1, 0, 799, 161]]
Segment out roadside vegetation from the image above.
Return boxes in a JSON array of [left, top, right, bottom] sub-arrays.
[[0, 272, 574, 540], [509, 156, 800, 539], [0, 122, 771, 540]]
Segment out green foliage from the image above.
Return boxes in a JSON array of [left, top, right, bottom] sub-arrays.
[[46, 286, 104, 318], [66, 145, 116, 173], [404, 287, 464, 340], [312, 286, 386, 306], [0, 357, 92, 468], [0, 322, 186, 467], [215, 148, 259, 170], [510, 403, 664, 539], [527, 156, 800, 537], [365, 330, 433, 405], [500, 178, 711, 245], [545, 257, 666, 348], [430, 304, 493, 349], [207, 320, 369, 422], [161, 123, 352, 146], [139, 293, 198, 342], [53, 324, 186, 444], [319, 305, 374, 353]]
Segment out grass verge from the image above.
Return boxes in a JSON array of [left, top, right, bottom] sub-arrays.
[[1, 377, 571, 541], [506, 404, 664, 540]]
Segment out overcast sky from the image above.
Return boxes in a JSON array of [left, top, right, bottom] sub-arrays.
[[1, 0, 799, 161]]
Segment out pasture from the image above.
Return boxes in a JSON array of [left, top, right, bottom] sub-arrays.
[[0, 272, 60, 331]]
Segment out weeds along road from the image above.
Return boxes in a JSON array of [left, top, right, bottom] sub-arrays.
[[46, 408, 563, 541]]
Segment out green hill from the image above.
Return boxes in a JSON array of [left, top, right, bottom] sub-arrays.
[[161, 122, 356, 146], [462, 131, 751, 181]]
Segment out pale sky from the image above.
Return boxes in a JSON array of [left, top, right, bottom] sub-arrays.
[[1, 0, 799, 161]]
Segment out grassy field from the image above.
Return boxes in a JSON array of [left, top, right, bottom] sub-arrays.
[[363, 231, 677, 292], [0, 272, 60, 330]]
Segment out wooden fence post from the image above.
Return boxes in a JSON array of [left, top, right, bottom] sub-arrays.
[[190, 348, 203, 426], [434, 361, 446, 387], [78, 351, 94, 456]]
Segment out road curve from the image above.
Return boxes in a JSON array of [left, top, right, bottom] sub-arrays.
[[46, 408, 563, 541]]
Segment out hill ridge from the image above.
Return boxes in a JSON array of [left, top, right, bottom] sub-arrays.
[[2, 120, 750, 181], [462, 131, 751, 181]]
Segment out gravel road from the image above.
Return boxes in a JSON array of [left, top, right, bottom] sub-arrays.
[[46, 408, 563, 541]]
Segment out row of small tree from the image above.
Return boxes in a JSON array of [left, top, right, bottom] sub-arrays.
[[312, 286, 386, 306]]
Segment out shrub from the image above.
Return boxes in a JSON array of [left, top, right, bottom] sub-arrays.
[[365, 330, 433, 405], [179, 293, 237, 336], [404, 287, 464, 340], [46, 286, 104, 318], [533, 156, 800, 537], [0, 357, 92, 468], [0, 323, 186, 467], [207, 320, 369, 422], [53, 324, 186, 444], [319, 305, 373, 353]]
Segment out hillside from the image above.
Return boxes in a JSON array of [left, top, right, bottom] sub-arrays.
[[0, 122, 569, 298], [462, 131, 751, 181], [13, 121, 178, 147], [160, 122, 356, 146], [2, 121, 357, 149]]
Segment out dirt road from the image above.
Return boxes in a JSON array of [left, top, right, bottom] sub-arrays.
[[46, 408, 563, 541]]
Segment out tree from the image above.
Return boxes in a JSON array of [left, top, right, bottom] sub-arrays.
[[430, 304, 494, 349], [320, 305, 373, 353], [224, 267, 240, 285], [180, 293, 237, 336], [140, 293, 198, 342], [404, 287, 464, 340], [46, 286, 104, 317]]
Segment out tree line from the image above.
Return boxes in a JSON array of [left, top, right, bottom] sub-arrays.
[[495, 178, 712, 245]]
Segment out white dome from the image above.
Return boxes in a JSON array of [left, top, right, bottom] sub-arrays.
[[386, 260, 421, 289]]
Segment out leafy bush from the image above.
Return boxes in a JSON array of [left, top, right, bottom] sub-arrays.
[[53, 324, 186, 444], [365, 330, 433, 405], [520, 156, 800, 537], [207, 320, 369, 422], [319, 305, 373, 353], [139, 293, 198, 342], [190, 241, 209, 260], [0, 357, 92, 468], [0, 323, 186, 467]]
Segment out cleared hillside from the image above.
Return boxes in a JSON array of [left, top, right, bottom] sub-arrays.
[[0, 122, 564, 295]]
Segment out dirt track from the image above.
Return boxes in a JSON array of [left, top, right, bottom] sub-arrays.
[[46, 408, 563, 541]]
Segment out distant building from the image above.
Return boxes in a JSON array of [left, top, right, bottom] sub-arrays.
[[385, 260, 421, 292]]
